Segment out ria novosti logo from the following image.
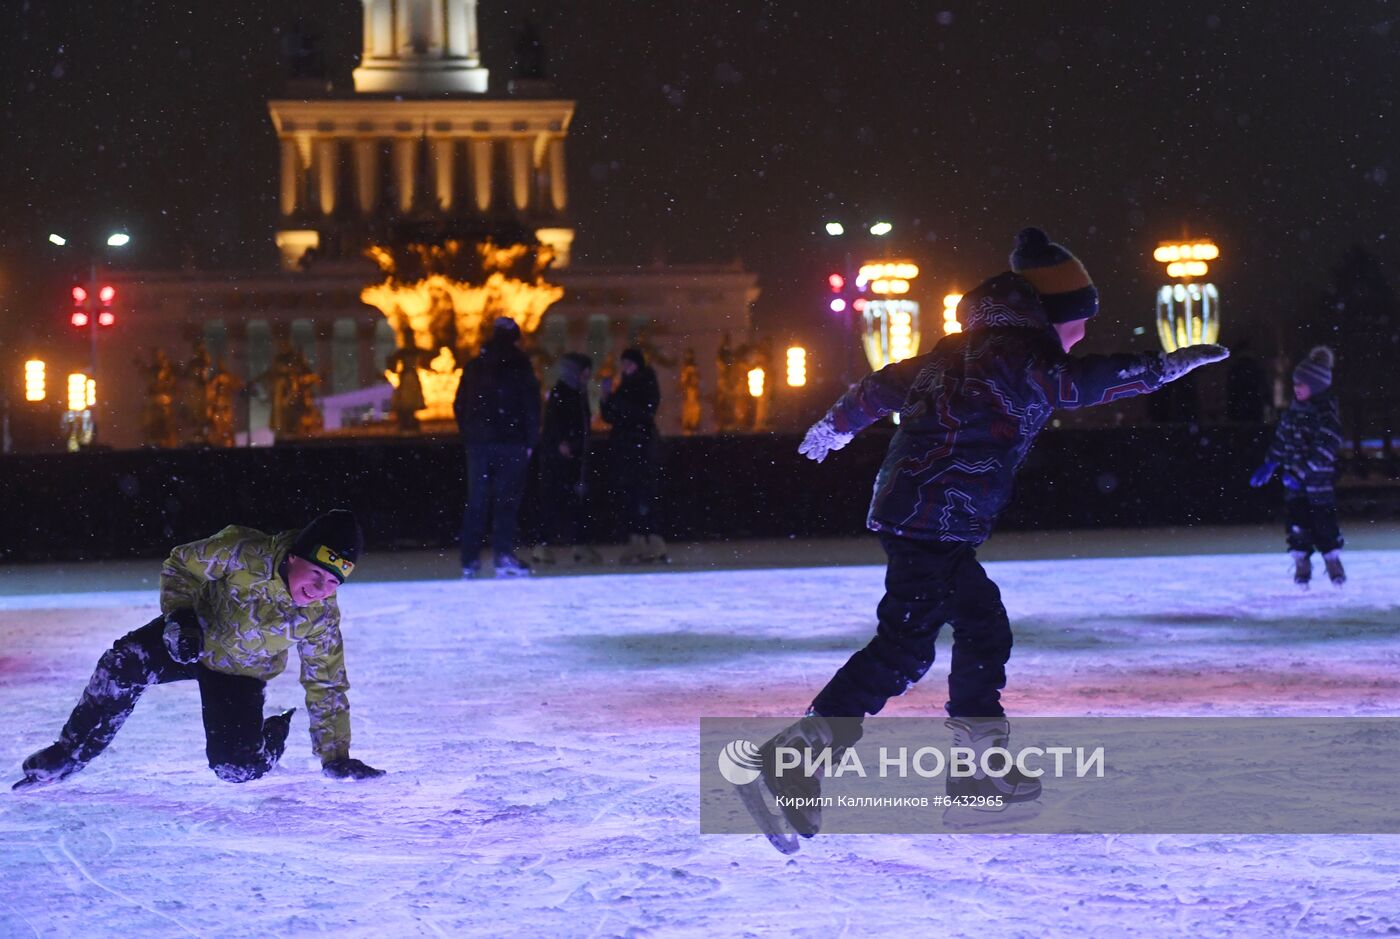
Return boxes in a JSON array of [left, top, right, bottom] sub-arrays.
[[718, 739, 763, 785]]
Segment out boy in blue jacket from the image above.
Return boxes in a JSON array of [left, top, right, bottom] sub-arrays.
[[747, 228, 1228, 843]]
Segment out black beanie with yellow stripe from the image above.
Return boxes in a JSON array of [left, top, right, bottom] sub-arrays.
[[1009, 227, 1099, 324]]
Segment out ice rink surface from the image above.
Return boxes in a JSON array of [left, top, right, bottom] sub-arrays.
[[2, 526, 1399, 938]]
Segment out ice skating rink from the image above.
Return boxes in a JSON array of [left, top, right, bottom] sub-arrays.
[[2, 527, 1398, 937]]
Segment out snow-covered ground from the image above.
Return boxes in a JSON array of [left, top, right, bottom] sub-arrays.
[[2, 529, 1399, 938]]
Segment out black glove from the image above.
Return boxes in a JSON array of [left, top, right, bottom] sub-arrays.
[[322, 757, 386, 780], [162, 609, 204, 664]]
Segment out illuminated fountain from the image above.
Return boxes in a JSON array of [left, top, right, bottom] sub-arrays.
[[361, 239, 564, 423], [858, 261, 922, 371]]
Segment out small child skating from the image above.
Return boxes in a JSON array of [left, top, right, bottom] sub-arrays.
[[736, 227, 1229, 850], [14, 509, 385, 789], [1250, 346, 1345, 588]]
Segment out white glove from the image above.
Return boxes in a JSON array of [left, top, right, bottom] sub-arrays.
[[798, 419, 855, 463], [1160, 344, 1230, 383]]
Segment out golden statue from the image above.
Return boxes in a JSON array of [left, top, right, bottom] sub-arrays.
[[713, 333, 744, 433], [679, 348, 702, 435], [269, 343, 322, 438], [205, 359, 242, 448], [138, 348, 180, 448]]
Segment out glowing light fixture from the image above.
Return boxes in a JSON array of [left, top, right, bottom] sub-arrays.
[[825, 222, 845, 236], [869, 221, 893, 237], [829, 298, 847, 313], [106, 233, 131, 247], [942, 293, 963, 335], [1153, 237, 1221, 352], [747, 367, 766, 398], [862, 300, 921, 371], [785, 346, 807, 387], [24, 359, 46, 402], [48, 233, 68, 246], [67, 373, 88, 412]]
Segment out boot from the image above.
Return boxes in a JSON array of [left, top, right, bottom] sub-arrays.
[[645, 534, 671, 565], [262, 707, 297, 766], [494, 552, 532, 578], [1322, 550, 1346, 587], [757, 713, 839, 838], [1290, 550, 1312, 589], [13, 740, 84, 791], [944, 716, 1041, 804], [530, 544, 556, 566]]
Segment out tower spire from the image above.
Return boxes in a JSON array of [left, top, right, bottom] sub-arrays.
[[353, 0, 489, 95]]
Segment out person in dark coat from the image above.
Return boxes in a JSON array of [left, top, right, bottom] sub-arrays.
[[454, 317, 541, 577], [1250, 345, 1345, 587], [741, 228, 1229, 841], [600, 347, 666, 563], [533, 353, 593, 564]]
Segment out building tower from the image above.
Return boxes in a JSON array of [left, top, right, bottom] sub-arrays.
[[267, 0, 575, 272]]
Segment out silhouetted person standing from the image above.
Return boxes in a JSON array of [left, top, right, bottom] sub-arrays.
[[533, 353, 593, 564], [601, 347, 666, 563], [455, 317, 540, 578]]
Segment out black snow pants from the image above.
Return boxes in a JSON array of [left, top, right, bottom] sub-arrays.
[[810, 533, 1012, 746], [1285, 493, 1344, 555], [50, 616, 284, 783]]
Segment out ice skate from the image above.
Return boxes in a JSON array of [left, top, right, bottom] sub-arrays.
[[12, 741, 83, 792], [943, 717, 1041, 820], [1322, 550, 1345, 587], [262, 707, 297, 765], [732, 714, 840, 853], [493, 553, 532, 578], [462, 559, 483, 579], [1290, 550, 1312, 590]]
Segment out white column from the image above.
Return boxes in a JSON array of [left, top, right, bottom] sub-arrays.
[[354, 139, 381, 215], [368, 0, 395, 58], [509, 137, 531, 211], [548, 137, 568, 213], [315, 139, 339, 215], [445, 0, 468, 56], [394, 138, 418, 213], [396, 0, 415, 56], [470, 138, 493, 211], [279, 138, 301, 216], [432, 138, 455, 210], [463, 0, 481, 64], [427, 0, 446, 54]]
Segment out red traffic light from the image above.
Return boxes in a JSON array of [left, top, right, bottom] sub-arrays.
[[71, 285, 88, 303], [99, 285, 116, 304], [71, 311, 90, 327], [98, 311, 116, 327], [828, 273, 845, 291]]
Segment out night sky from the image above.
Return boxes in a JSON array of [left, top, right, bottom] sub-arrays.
[[3, 1, 1398, 362]]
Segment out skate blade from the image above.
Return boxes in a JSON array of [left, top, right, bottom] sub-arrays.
[[732, 779, 801, 855], [11, 774, 62, 792], [941, 800, 1043, 829]]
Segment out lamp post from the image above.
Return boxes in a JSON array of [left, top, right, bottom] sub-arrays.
[[823, 219, 894, 383], [48, 230, 131, 446]]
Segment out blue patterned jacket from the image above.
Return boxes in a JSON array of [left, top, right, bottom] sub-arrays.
[[1266, 393, 1342, 498], [826, 272, 1168, 543]]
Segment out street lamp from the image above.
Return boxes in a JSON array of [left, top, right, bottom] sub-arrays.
[[48, 230, 131, 446]]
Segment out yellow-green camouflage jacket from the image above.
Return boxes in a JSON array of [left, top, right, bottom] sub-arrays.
[[160, 525, 351, 763]]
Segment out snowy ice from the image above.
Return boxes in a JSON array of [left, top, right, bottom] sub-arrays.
[[2, 527, 1399, 937]]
